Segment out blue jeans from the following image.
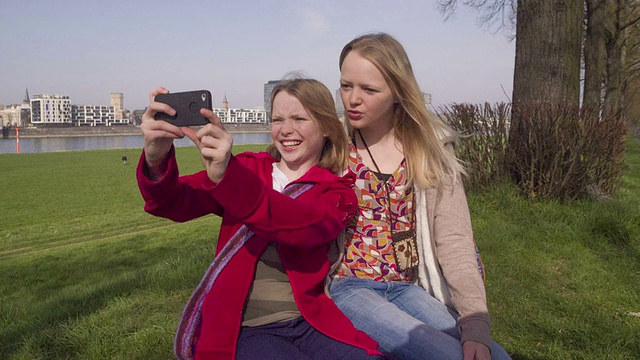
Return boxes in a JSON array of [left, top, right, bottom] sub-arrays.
[[329, 277, 511, 360], [236, 317, 384, 360]]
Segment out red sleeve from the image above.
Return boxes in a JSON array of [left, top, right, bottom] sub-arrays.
[[209, 156, 357, 248], [136, 146, 224, 222]]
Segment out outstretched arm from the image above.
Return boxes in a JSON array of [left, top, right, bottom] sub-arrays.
[[204, 156, 357, 248]]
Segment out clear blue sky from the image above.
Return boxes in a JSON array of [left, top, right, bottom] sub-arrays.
[[0, 0, 515, 111]]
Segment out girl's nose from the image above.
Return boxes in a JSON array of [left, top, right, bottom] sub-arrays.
[[281, 119, 295, 135], [349, 88, 362, 106]]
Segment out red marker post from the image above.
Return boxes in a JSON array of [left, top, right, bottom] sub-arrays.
[[16, 127, 20, 154]]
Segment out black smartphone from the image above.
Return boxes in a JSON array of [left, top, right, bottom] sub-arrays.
[[154, 90, 212, 126]]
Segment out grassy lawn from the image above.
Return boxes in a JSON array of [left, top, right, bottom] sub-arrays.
[[1, 139, 639, 359]]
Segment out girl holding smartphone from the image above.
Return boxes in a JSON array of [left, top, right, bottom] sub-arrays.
[[137, 79, 383, 360]]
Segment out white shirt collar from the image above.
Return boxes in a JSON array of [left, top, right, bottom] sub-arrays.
[[271, 163, 291, 193]]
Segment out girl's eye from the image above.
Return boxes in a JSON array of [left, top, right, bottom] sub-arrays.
[[295, 117, 307, 121], [340, 83, 350, 89], [271, 118, 283, 123]]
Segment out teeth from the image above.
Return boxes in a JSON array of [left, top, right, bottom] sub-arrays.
[[282, 141, 301, 147]]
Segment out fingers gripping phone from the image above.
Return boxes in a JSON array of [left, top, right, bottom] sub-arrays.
[[154, 90, 212, 126]]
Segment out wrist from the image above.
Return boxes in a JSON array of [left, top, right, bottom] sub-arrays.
[[145, 162, 167, 181], [143, 150, 171, 181]]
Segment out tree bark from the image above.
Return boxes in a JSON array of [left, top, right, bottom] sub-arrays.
[[603, 0, 624, 116], [511, 0, 584, 106], [622, 4, 640, 129], [509, 0, 583, 185], [583, 0, 607, 109]]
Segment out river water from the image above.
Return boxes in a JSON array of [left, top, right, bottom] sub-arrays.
[[0, 133, 272, 154]]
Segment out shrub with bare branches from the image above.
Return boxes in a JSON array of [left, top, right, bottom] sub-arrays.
[[437, 102, 511, 190], [509, 103, 627, 200], [438, 102, 626, 199]]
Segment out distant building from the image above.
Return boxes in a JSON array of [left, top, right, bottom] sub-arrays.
[[71, 105, 116, 126], [71, 92, 128, 126], [213, 107, 266, 124], [335, 89, 345, 119], [0, 105, 25, 127], [422, 92, 432, 107], [30, 94, 71, 125], [215, 94, 267, 124], [222, 95, 229, 110], [263, 80, 283, 122], [110, 92, 124, 121], [1, 89, 31, 127], [22, 88, 31, 125]]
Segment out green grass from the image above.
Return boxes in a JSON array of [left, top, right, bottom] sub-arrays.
[[469, 135, 640, 359], [1, 139, 639, 359], [0, 144, 265, 359]]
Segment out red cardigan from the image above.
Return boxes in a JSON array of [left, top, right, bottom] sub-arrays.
[[136, 148, 381, 359]]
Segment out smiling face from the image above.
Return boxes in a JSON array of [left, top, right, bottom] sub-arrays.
[[339, 51, 396, 134], [271, 90, 325, 179]]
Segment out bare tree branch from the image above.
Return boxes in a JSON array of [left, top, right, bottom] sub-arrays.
[[437, 0, 459, 21], [621, 13, 640, 31], [621, 0, 640, 30], [626, 58, 640, 70], [436, 0, 517, 35]]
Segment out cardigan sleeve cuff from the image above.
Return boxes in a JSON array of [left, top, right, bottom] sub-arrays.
[[458, 314, 492, 350], [137, 147, 177, 190]]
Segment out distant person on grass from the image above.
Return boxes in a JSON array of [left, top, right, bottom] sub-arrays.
[[136, 79, 383, 360]]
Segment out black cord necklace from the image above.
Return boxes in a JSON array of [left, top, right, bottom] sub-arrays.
[[356, 129, 415, 241], [356, 129, 419, 272]]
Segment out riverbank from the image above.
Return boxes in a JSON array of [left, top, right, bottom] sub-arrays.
[[3, 124, 270, 139]]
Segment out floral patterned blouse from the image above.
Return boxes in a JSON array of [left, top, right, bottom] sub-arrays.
[[334, 142, 415, 282]]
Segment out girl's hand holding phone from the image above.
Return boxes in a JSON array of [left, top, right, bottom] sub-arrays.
[[183, 109, 233, 184], [141, 87, 185, 175]]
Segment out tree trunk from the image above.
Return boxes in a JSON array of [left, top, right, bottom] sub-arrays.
[[511, 0, 584, 106], [603, 0, 624, 116], [622, 5, 640, 131], [509, 0, 584, 186], [583, 0, 607, 109]]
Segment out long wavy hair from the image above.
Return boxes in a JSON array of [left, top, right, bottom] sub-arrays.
[[340, 33, 465, 189]]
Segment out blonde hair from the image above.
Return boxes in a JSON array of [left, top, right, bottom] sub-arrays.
[[267, 78, 349, 174], [340, 32, 465, 189]]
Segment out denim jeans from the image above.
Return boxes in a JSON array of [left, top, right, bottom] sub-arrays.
[[329, 277, 511, 360]]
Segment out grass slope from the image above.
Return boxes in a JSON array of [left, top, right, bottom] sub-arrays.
[[1, 140, 638, 359]]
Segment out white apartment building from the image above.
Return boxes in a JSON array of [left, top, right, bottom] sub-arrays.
[[213, 108, 267, 124], [30, 94, 71, 124], [71, 105, 118, 126]]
